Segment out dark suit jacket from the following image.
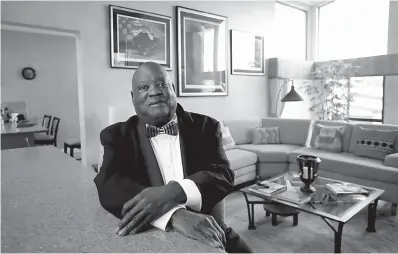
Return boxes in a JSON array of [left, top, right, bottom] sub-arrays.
[[94, 104, 235, 219]]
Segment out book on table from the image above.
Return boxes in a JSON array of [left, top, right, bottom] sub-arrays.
[[248, 181, 287, 197], [325, 182, 369, 196], [276, 189, 313, 205]]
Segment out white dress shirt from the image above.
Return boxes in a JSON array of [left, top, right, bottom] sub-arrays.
[[148, 115, 202, 231]]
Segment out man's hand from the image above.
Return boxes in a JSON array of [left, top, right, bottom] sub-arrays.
[[170, 209, 226, 250], [116, 181, 186, 236]]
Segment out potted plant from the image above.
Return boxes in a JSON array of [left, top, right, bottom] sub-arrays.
[[303, 60, 359, 121]]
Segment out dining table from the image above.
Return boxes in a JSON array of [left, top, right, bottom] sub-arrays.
[[1, 122, 48, 150], [1, 146, 223, 253]]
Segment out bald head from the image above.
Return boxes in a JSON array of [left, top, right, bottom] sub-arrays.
[[132, 62, 172, 90], [131, 62, 177, 127]]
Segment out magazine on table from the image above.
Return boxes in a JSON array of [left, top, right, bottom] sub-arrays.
[[248, 181, 287, 197], [325, 182, 369, 196], [276, 188, 313, 205]]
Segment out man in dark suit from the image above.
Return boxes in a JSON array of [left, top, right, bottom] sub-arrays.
[[94, 62, 252, 253]]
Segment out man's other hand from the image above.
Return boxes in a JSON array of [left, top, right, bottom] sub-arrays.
[[170, 209, 226, 250], [116, 181, 186, 236]]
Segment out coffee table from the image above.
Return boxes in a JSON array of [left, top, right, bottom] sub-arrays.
[[240, 172, 384, 253]]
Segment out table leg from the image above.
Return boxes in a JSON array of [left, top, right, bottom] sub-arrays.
[[242, 193, 256, 230], [366, 198, 379, 232], [70, 147, 74, 158], [334, 223, 344, 253], [272, 214, 277, 226], [64, 144, 67, 153], [26, 133, 34, 147], [391, 203, 397, 216], [293, 214, 298, 226]]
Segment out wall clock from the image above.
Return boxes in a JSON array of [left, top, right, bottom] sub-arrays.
[[22, 67, 36, 80]]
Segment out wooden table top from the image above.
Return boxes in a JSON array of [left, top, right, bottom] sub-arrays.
[[1, 146, 222, 253], [1, 123, 47, 135]]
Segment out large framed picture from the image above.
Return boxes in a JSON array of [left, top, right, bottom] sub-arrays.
[[230, 30, 265, 75], [110, 5, 171, 69], [176, 6, 228, 97]]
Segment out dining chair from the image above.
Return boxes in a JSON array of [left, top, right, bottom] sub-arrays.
[[34, 117, 60, 146], [42, 115, 52, 134]]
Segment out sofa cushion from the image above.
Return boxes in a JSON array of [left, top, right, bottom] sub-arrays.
[[251, 127, 280, 144], [289, 147, 398, 185], [236, 144, 302, 163], [313, 124, 345, 153], [222, 120, 261, 145], [310, 120, 354, 152], [353, 127, 398, 160], [221, 126, 236, 151], [225, 149, 257, 171], [261, 118, 311, 146], [349, 123, 398, 154], [384, 153, 398, 168]]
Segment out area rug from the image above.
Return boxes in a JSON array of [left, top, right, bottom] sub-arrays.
[[225, 192, 398, 253]]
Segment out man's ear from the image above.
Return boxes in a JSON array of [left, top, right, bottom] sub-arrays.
[[130, 91, 134, 101]]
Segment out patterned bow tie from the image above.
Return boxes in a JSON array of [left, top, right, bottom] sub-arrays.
[[146, 121, 178, 138]]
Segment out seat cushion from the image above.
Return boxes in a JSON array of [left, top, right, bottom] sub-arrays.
[[64, 139, 81, 146], [225, 149, 257, 171], [236, 144, 302, 163], [34, 133, 54, 141], [289, 147, 398, 185]]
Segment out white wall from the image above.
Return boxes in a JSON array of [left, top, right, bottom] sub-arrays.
[[385, 1, 398, 125], [1, 1, 274, 165], [1, 29, 80, 147]]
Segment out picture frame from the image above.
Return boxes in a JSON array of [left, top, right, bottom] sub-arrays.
[[110, 5, 172, 70], [230, 29, 265, 75], [176, 6, 228, 97]]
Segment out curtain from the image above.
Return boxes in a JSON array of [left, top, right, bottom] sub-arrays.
[[269, 78, 289, 117]]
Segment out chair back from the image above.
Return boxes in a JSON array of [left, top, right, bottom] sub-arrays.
[[50, 117, 61, 146], [42, 115, 52, 134]]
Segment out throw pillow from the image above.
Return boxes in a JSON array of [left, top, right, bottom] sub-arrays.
[[251, 127, 280, 144], [354, 127, 397, 160], [221, 126, 236, 151], [314, 124, 345, 153]]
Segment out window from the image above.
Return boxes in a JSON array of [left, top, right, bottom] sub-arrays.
[[274, 2, 307, 60], [318, 0, 390, 61], [349, 76, 384, 123]]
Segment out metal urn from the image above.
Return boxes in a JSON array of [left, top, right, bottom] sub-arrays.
[[296, 155, 321, 194]]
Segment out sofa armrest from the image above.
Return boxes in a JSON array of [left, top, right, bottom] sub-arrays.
[[384, 153, 398, 168]]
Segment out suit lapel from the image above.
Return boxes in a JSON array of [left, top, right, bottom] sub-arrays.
[[176, 106, 191, 178], [137, 119, 164, 187]]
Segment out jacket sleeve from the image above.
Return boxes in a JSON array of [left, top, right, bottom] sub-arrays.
[[186, 121, 235, 214], [94, 127, 146, 219]]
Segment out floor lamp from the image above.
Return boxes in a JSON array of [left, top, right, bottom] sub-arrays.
[[274, 79, 304, 117]]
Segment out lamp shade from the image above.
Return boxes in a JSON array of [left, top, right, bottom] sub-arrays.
[[281, 85, 303, 102]]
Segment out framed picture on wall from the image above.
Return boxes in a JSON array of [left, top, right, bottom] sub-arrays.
[[176, 6, 228, 97], [110, 5, 172, 69], [230, 30, 265, 75]]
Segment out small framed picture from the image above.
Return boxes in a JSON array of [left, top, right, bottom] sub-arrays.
[[110, 5, 172, 69], [230, 30, 265, 75], [176, 6, 228, 97]]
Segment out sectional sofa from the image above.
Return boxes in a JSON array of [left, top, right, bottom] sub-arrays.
[[221, 118, 398, 205]]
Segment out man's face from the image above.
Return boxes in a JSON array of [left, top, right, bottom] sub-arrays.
[[131, 63, 177, 126]]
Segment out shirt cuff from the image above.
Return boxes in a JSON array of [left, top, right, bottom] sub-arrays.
[[150, 205, 185, 231], [175, 179, 202, 212]]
